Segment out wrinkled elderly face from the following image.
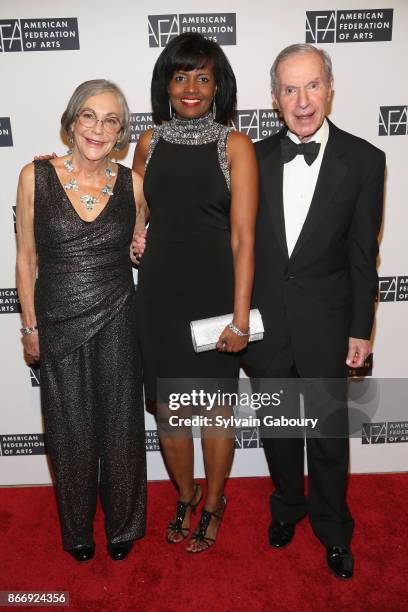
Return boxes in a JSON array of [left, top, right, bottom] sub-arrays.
[[72, 91, 122, 160], [273, 51, 332, 142]]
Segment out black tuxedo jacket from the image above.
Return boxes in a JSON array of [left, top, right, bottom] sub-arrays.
[[245, 119, 385, 377]]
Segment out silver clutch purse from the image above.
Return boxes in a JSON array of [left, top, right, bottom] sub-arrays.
[[190, 308, 264, 353]]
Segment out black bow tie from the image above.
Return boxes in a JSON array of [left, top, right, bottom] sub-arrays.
[[280, 136, 321, 166]]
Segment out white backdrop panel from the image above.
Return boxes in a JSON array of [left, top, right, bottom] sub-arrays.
[[0, 0, 407, 485]]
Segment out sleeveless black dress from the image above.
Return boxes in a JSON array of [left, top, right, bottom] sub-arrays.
[[137, 115, 240, 402]]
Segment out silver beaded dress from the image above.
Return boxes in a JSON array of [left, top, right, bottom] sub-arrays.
[[137, 114, 240, 402], [34, 159, 146, 550]]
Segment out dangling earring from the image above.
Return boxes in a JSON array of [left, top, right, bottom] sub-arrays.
[[169, 98, 173, 120], [69, 132, 74, 144], [113, 141, 120, 152], [212, 97, 217, 121]]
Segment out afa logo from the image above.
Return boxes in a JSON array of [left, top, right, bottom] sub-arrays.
[[0, 17, 79, 53], [233, 110, 284, 141], [362, 422, 408, 444], [148, 13, 236, 47], [306, 11, 337, 43], [0, 18, 79, 52], [0, 117, 13, 147], [234, 427, 263, 450], [361, 422, 387, 444], [379, 106, 408, 136], [378, 277, 408, 302], [305, 9, 393, 43]]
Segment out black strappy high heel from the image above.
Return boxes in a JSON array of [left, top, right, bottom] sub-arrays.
[[187, 495, 227, 553], [166, 483, 203, 544]]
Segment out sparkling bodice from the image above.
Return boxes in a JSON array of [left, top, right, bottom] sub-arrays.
[[146, 114, 232, 190], [33, 159, 136, 360]]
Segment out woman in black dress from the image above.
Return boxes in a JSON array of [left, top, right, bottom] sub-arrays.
[[133, 34, 258, 552], [16, 80, 147, 562]]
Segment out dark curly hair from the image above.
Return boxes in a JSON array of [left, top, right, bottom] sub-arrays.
[[151, 33, 237, 126]]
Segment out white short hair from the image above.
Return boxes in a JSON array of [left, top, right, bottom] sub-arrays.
[[270, 43, 333, 93]]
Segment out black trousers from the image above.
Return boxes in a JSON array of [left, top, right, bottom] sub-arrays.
[[40, 298, 146, 550], [249, 340, 354, 548]]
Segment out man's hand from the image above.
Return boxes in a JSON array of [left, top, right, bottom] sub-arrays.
[[346, 337, 371, 368], [131, 229, 147, 264]]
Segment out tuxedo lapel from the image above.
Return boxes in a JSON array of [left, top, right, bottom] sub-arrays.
[[290, 124, 347, 261], [259, 139, 289, 259]]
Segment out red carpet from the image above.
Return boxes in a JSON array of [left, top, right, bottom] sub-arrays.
[[0, 475, 407, 611]]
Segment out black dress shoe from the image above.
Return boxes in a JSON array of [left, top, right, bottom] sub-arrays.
[[68, 545, 95, 563], [326, 546, 354, 579], [108, 540, 134, 561], [268, 521, 295, 548]]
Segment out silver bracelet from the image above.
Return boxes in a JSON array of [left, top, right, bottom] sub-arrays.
[[228, 322, 249, 337], [20, 325, 38, 336]]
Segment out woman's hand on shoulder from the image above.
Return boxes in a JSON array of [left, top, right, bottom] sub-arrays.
[[33, 152, 57, 161]]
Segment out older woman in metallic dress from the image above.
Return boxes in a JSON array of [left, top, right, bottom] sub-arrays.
[[16, 80, 147, 562]]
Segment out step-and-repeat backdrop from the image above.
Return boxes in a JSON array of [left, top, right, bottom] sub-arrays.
[[1, 0, 407, 485]]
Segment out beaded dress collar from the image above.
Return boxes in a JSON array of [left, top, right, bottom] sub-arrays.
[[160, 113, 226, 145], [146, 113, 232, 189]]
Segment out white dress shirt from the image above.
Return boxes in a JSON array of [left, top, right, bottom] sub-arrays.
[[283, 118, 329, 256]]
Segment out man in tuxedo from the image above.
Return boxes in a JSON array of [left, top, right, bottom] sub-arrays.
[[244, 44, 385, 579]]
